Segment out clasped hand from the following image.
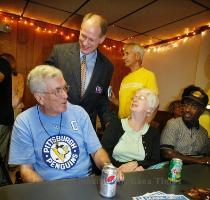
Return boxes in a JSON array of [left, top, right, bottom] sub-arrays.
[[199, 156, 210, 165], [119, 161, 144, 173]]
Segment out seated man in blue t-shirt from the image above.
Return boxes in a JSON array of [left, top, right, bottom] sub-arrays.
[[9, 65, 123, 183]]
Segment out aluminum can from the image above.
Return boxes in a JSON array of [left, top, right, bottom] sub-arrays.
[[168, 158, 183, 182], [100, 164, 117, 198]]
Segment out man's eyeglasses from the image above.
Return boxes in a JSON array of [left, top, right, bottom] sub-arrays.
[[37, 85, 70, 97]]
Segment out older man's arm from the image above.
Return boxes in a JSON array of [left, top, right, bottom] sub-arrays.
[[20, 164, 43, 183], [91, 147, 124, 182], [91, 147, 111, 170]]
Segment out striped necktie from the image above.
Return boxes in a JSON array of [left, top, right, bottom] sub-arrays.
[[81, 55, 86, 97]]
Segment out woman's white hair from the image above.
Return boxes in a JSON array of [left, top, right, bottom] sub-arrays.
[[136, 88, 159, 112], [27, 65, 63, 93]]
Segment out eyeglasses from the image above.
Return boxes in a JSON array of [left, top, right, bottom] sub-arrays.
[[132, 95, 146, 101], [37, 84, 70, 97]]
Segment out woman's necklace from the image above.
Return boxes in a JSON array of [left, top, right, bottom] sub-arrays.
[[37, 105, 62, 146]]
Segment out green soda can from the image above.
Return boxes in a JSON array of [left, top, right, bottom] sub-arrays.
[[168, 158, 183, 182]]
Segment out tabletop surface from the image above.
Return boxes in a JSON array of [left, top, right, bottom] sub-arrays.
[[0, 164, 210, 200]]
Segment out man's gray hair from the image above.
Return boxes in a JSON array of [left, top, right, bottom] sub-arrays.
[[124, 43, 145, 60], [27, 65, 63, 93], [136, 88, 159, 112]]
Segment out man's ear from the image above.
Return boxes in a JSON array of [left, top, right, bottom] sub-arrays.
[[146, 109, 152, 116], [135, 52, 142, 63], [198, 107, 205, 116], [99, 35, 106, 44], [34, 93, 44, 105], [0, 72, 5, 82]]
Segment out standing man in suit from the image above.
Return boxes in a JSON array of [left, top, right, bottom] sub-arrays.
[[46, 13, 113, 129]]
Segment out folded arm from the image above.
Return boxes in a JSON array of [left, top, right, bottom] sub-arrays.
[[161, 148, 210, 165]]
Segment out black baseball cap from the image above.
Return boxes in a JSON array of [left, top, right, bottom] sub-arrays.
[[181, 85, 209, 108]]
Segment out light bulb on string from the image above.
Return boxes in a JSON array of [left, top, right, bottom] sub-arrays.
[[201, 31, 206, 36]]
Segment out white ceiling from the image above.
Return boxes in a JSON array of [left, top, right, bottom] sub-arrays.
[[0, 0, 210, 46]]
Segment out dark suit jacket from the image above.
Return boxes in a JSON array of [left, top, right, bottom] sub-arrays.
[[46, 42, 114, 129]]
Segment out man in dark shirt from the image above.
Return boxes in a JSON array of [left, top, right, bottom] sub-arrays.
[[0, 55, 14, 164], [161, 85, 210, 165]]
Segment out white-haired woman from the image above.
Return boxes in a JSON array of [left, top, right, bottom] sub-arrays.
[[101, 88, 160, 172]]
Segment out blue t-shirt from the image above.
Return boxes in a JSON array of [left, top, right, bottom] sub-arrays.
[[9, 102, 101, 180]]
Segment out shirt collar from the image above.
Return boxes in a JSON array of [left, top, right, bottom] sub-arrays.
[[182, 118, 200, 130], [121, 118, 149, 135], [80, 50, 97, 60]]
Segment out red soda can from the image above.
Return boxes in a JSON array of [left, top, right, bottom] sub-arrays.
[[100, 164, 117, 198]]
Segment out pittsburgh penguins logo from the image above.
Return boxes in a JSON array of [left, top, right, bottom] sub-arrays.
[[42, 134, 79, 170]]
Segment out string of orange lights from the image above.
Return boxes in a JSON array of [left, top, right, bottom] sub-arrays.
[[1, 11, 210, 52], [145, 25, 210, 53], [0, 12, 77, 40], [0, 12, 121, 51], [144, 23, 210, 53]]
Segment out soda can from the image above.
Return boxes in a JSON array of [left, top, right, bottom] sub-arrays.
[[168, 158, 183, 182], [100, 164, 117, 198], [107, 86, 112, 98]]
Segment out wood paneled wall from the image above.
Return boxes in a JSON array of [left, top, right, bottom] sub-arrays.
[[0, 14, 128, 109]]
